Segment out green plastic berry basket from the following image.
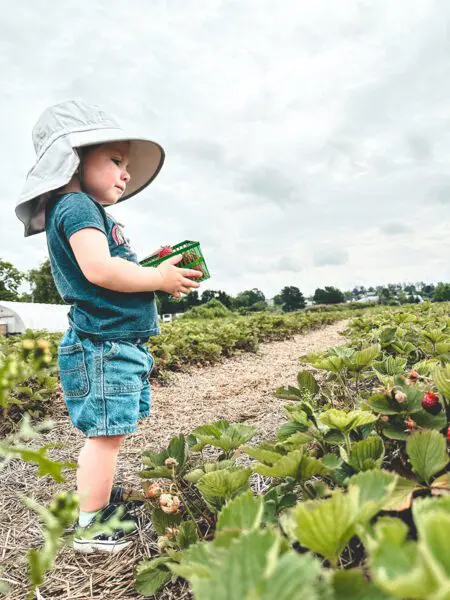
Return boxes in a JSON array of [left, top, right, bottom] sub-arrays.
[[140, 240, 210, 283]]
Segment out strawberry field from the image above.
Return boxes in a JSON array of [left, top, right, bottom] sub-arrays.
[[1, 302, 450, 599]]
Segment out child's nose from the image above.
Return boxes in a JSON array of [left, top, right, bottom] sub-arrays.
[[122, 170, 131, 183]]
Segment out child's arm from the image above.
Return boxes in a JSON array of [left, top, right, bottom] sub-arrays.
[[69, 228, 202, 296]]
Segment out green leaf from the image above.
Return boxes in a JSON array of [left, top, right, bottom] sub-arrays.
[[349, 344, 381, 370], [151, 507, 182, 536], [173, 529, 329, 600], [297, 370, 319, 395], [191, 420, 257, 451], [241, 445, 285, 465], [381, 475, 418, 512], [254, 450, 304, 479], [347, 436, 384, 472], [135, 557, 173, 597], [216, 490, 264, 534], [348, 469, 398, 523], [184, 468, 205, 483], [378, 327, 397, 345], [274, 386, 303, 401], [413, 406, 447, 431], [255, 551, 329, 600], [313, 355, 346, 374], [406, 430, 449, 485], [278, 429, 313, 446], [372, 356, 407, 377], [6, 445, 75, 483], [432, 364, 450, 398], [196, 468, 251, 501], [299, 457, 330, 480], [332, 569, 395, 600], [284, 405, 310, 428], [367, 517, 439, 599], [167, 434, 186, 469], [138, 466, 173, 479], [363, 394, 400, 415], [281, 488, 359, 566], [319, 409, 378, 433], [177, 520, 198, 549], [379, 424, 409, 441], [412, 496, 450, 540]]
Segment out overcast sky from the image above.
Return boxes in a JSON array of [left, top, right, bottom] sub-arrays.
[[2, 0, 450, 298]]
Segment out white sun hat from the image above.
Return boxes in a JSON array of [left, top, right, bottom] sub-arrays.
[[15, 99, 165, 237]]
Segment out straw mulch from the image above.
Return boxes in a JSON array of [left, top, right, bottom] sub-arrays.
[[0, 320, 349, 600]]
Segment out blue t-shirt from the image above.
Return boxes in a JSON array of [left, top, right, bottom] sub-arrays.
[[45, 192, 160, 341]]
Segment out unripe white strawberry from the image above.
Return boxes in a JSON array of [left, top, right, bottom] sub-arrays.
[[159, 493, 181, 514], [395, 392, 407, 404]]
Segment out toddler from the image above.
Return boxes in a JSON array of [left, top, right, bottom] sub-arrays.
[[15, 100, 202, 552]]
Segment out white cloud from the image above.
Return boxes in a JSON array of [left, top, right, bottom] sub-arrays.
[[1, 0, 450, 298]]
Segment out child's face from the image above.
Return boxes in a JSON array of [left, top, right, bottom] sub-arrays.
[[81, 141, 131, 205]]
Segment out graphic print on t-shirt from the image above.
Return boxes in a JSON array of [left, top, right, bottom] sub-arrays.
[[112, 223, 126, 246]]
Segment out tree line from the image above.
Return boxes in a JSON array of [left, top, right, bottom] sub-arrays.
[[1, 257, 450, 314]]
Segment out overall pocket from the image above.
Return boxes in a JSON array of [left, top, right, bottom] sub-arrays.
[[58, 341, 90, 399], [103, 341, 148, 394]]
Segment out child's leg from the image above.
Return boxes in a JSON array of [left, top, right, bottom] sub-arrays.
[[77, 434, 126, 512]]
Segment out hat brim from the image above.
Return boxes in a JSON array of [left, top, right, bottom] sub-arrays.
[[69, 129, 165, 202]]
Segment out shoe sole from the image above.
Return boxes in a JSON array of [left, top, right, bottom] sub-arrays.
[[73, 537, 135, 553]]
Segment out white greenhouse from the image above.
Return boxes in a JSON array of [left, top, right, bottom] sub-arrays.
[[0, 301, 70, 335]]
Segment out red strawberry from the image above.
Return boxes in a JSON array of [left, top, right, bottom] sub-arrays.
[[159, 245, 173, 258], [408, 371, 420, 381], [447, 425, 450, 442], [421, 392, 441, 414]]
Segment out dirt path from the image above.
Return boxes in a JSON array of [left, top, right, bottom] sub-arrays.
[[1, 319, 349, 600]]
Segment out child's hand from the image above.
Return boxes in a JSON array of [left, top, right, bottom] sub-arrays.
[[157, 255, 202, 298]]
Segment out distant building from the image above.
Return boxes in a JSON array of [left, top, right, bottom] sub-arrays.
[[0, 301, 70, 334], [353, 295, 379, 303]]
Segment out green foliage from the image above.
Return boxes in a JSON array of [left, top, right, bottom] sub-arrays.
[[365, 498, 450, 598], [183, 299, 233, 319], [190, 420, 257, 454], [406, 430, 449, 485], [169, 528, 329, 600], [27, 258, 61, 304], [279, 286, 306, 312], [196, 467, 252, 512], [313, 286, 345, 305], [0, 258, 24, 301]]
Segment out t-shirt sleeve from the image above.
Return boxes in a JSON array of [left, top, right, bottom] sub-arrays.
[[55, 193, 107, 240]]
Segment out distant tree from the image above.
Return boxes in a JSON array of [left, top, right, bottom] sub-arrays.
[[217, 291, 233, 309], [233, 288, 266, 309], [157, 293, 179, 314], [420, 283, 435, 299], [0, 259, 24, 301], [200, 290, 233, 309], [404, 284, 417, 295], [249, 300, 268, 312], [379, 287, 391, 305], [28, 258, 61, 304], [313, 286, 345, 305], [186, 290, 201, 308], [273, 294, 283, 306], [201, 290, 217, 304], [279, 286, 305, 312], [434, 282, 450, 302]]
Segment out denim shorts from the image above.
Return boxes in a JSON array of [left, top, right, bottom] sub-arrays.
[[58, 328, 154, 437]]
